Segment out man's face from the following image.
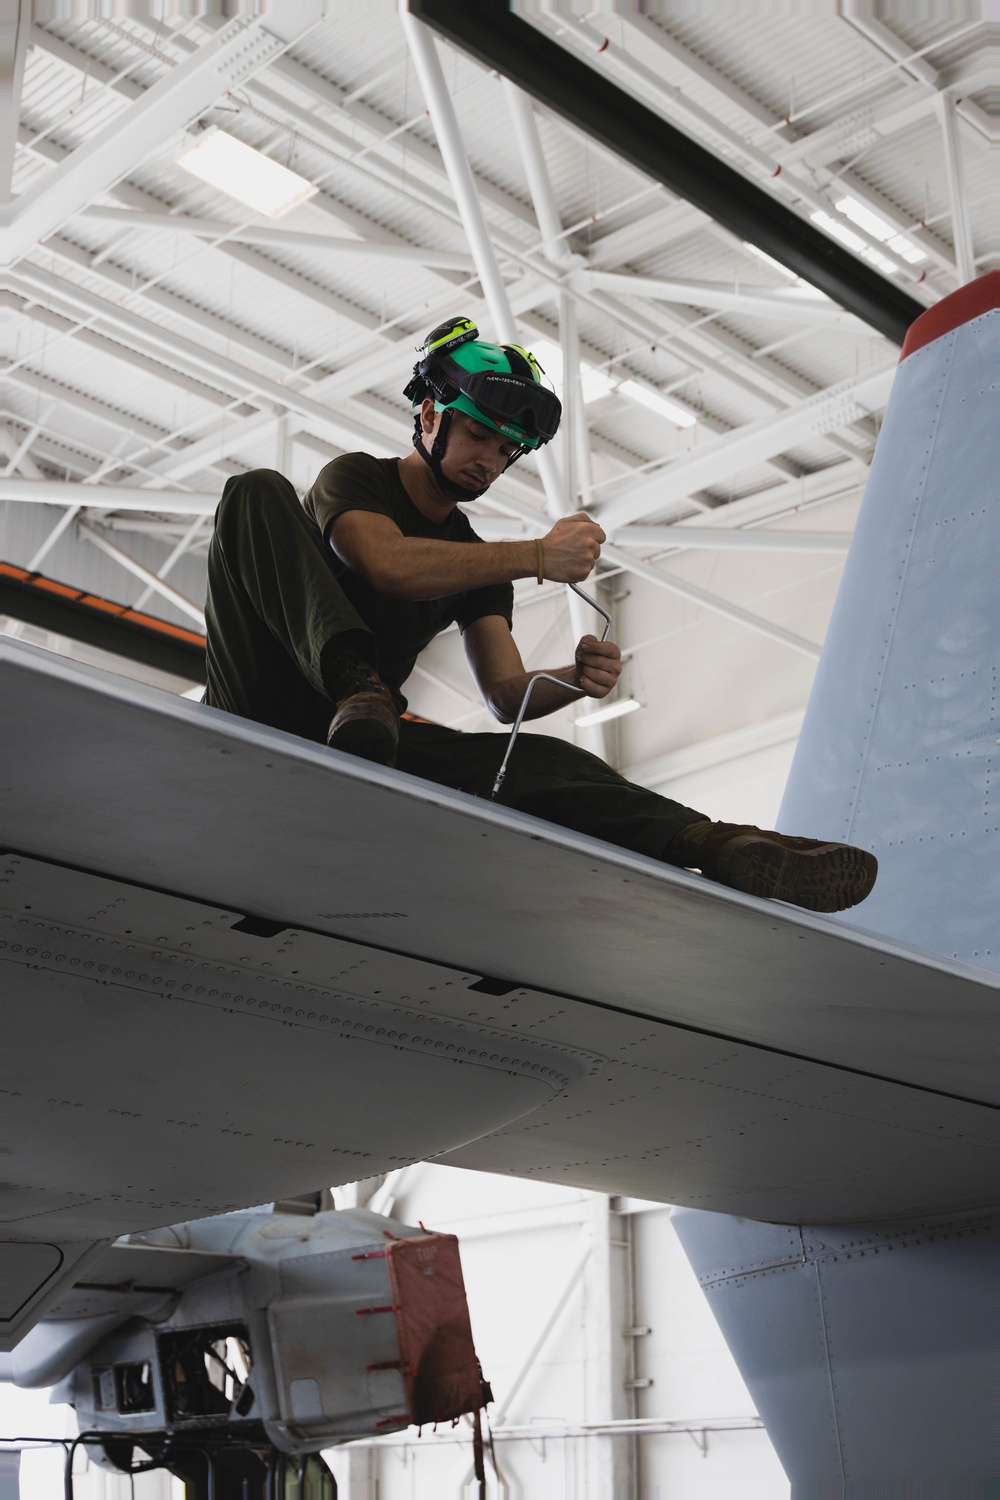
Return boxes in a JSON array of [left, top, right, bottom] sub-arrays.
[[423, 402, 520, 496]]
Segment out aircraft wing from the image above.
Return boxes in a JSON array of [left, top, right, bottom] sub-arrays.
[[3, 639, 997, 1345]]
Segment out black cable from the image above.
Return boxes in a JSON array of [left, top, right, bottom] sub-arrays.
[[0, 1437, 70, 1448], [5, 1427, 318, 1499]]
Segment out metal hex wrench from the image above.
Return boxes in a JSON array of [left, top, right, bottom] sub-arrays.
[[491, 581, 613, 800]]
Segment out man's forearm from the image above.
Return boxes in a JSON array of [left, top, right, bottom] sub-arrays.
[[487, 665, 579, 724], [366, 535, 538, 598]]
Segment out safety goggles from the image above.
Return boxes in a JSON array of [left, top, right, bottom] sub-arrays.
[[433, 355, 563, 445]]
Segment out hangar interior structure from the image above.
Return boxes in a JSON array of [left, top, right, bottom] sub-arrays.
[[1, 4, 997, 1498]]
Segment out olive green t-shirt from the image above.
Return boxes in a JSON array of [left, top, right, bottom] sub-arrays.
[[302, 453, 514, 712]]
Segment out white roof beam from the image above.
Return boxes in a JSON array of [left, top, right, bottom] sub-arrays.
[[76, 208, 475, 271], [77, 520, 206, 627], [6, 364, 168, 446], [1, 404, 52, 479], [20, 90, 860, 482], [601, 540, 820, 660], [1, 9, 328, 269], [401, 6, 567, 530], [28, 25, 144, 104], [209, 239, 391, 335], [502, 81, 578, 271], [12, 116, 362, 375], [125, 16, 537, 236], [1, 1, 31, 203], [442, 515, 851, 553], [577, 271, 860, 326], [623, 709, 806, 792], [10, 263, 406, 462], [476, 486, 821, 660], [609, 9, 953, 280], [612, 7, 778, 131], [26, 503, 84, 573], [840, 8, 941, 89], [502, 81, 607, 754], [610, 527, 851, 554], [132, 514, 209, 614], [1, 478, 218, 516], [138, 411, 292, 487], [2, 484, 855, 556], [533, 9, 930, 290], [6, 291, 254, 413], [937, 92, 977, 285], [17, 36, 869, 510], [629, 297, 879, 461], [41, 231, 325, 374], [0, 426, 114, 483], [15, 116, 396, 367], [587, 201, 708, 271], [0, 422, 45, 480], [12, 234, 479, 485], [596, 364, 894, 531], [264, 52, 539, 233], [572, 283, 873, 474]]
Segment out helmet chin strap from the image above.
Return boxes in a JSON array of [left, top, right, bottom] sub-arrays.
[[411, 409, 488, 501], [411, 408, 530, 502]]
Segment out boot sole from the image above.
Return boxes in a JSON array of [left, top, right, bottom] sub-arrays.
[[722, 837, 878, 913]]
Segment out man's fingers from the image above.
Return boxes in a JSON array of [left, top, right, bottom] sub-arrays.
[[576, 639, 622, 662], [577, 659, 621, 678]]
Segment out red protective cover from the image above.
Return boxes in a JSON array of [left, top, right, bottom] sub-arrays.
[[900, 270, 1000, 361], [385, 1233, 486, 1425]]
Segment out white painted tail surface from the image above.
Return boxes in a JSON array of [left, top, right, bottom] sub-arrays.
[[779, 293, 1000, 972], [679, 278, 1000, 1497]]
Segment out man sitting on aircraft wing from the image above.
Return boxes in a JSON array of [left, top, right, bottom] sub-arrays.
[[204, 316, 877, 914]]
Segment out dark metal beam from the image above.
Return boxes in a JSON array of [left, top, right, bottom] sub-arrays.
[[409, 1, 924, 346], [0, 565, 206, 683]]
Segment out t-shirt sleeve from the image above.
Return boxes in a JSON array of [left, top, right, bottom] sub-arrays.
[[455, 579, 515, 634], [303, 453, 395, 541], [452, 513, 514, 632]]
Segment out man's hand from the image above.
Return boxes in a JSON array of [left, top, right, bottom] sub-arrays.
[[574, 634, 622, 698], [540, 512, 606, 583]]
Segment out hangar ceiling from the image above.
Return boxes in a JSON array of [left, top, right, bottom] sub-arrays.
[[2, 4, 995, 783]]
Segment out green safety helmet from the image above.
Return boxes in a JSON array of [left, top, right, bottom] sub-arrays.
[[404, 316, 562, 498]]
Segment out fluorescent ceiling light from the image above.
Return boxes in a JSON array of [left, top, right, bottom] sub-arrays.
[[575, 697, 643, 728], [176, 130, 319, 219], [618, 379, 697, 428], [531, 340, 615, 404], [581, 364, 615, 403], [811, 210, 900, 277], [836, 194, 927, 264]]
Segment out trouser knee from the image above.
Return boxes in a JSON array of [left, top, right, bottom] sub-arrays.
[[214, 468, 301, 538]]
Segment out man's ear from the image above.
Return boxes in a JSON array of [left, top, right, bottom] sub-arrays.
[[420, 398, 438, 435]]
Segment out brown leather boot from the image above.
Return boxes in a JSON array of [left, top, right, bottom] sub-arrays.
[[327, 686, 399, 767], [667, 820, 878, 913]]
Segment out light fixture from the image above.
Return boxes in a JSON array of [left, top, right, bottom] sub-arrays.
[[575, 697, 643, 728], [176, 129, 319, 219], [531, 339, 615, 404], [811, 210, 900, 276], [618, 379, 697, 428], [835, 195, 927, 264]]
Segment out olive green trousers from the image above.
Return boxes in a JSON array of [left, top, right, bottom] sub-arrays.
[[204, 470, 705, 864]]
